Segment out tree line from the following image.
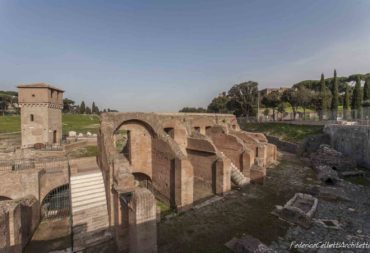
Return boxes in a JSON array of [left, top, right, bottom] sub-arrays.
[[63, 99, 117, 114], [0, 91, 117, 116], [180, 71, 370, 120]]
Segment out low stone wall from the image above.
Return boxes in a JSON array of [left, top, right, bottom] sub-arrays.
[[0, 133, 21, 153], [324, 124, 370, 169], [66, 136, 97, 145], [64, 140, 89, 153], [0, 195, 40, 253], [266, 135, 299, 154]]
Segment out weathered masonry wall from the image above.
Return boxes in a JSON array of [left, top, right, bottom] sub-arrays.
[[0, 195, 40, 253], [324, 124, 370, 169], [98, 112, 277, 252], [0, 160, 69, 202]]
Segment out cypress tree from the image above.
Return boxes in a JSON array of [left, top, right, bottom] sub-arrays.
[[92, 102, 96, 114], [352, 76, 363, 110], [80, 101, 86, 114], [319, 73, 329, 119], [364, 77, 370, 101], [343, 84, 350, 110], [331, 69, 339, 111]]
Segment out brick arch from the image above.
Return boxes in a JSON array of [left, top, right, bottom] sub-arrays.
[[39, 170, 69, 202], [41, 183, 70, 219], [0, 195, 12, 201], [99, 113, 195, 210], [115, 119, 157, 138], [108, 113, 188, 160]]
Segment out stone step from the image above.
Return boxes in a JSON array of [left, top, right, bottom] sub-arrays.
[[72, 195, 106, 209], [71, 181, 104, 192], [72, 200, 108, 213], [73, 204, 108, 217], [71, 187, 106, 198], [71, 174, 103, 184], [71, 172, 102, 181], [70, 178, 103, 187], [72, 191, 106, 203], [71, 168, 110, 252], [230, 163, 250, 187]]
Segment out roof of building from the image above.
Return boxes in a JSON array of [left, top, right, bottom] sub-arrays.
[[17, 83, 64, 92]]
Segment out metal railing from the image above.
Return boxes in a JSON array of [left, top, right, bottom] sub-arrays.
[[41, 183, 70, 220], [240, 108, 370, 125], [0, 157, 68, 172]]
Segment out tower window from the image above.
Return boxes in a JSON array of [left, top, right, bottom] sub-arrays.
[[30, 114, 34, 122], [32, 94, 35, 97]]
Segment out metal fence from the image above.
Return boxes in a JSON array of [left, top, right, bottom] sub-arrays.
[[0, 157, 69, 172], [240, 108, 370, 125], [41, 184, 70, 220]]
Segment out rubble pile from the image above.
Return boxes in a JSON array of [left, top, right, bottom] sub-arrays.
[[310, 144, 357, 172], [313, 165, 339, 184], [225, 235, 276, 253]]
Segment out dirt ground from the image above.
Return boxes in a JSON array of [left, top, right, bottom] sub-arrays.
[[25, 217, 72, 253], [158, 152, 314, 253]]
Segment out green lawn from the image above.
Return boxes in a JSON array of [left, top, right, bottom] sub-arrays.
[[62, 114, 100, 134], [0, 114, 100, 134], [240, 122, 323, 143], [67, 145, 98, 159], [0, 115, 20, 133]]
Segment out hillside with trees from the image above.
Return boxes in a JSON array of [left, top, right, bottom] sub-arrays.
[[180, 71, 370, 121], [0, 89, 114, 116]]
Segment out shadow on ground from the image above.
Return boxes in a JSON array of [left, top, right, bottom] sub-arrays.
[[25, 218, 71, 253], [158, 152, 315, 253]]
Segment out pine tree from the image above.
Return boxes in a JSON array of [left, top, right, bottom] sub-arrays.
[[92, 102, 96, 114], [80, 101, 86, 114], [331, 69, 339, 116], [364, 77, 370, 101], [343, 84, 350, 110]]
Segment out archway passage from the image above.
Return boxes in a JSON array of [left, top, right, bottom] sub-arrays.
[[0, 196, 11, 201], [133, 172, 152, 189], [53, 130, 57, 144], [41, 184, 70, 220]]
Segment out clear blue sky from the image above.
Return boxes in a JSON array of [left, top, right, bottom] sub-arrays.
[[0, 0, 369, 111]]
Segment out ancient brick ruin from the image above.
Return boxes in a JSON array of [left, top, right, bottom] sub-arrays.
[[0, 83, 278, 253], [98, 112, 277, 252]]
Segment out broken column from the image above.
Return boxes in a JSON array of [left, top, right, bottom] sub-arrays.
[[128, 187, 157, 253]]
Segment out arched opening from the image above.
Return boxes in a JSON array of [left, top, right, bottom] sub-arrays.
[[164, 127, 174, 138], [30, 114, 34, 122], [114, 119, 179, 208], [53, 130, 57, 144], [133, 172, 152, 189], [41, 184, 70, 220], [115, 120, 154, 178], [0, 196, 11, 201]]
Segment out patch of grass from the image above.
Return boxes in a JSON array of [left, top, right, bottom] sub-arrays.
[[157, 200, 172, 217], [0, 114, 100, 134], [345, 177, 370, 187], [67, 145, 98, 159], [240, 122, 323, 143], [62, 114, 100, 134], [0, 115, 20, 133]]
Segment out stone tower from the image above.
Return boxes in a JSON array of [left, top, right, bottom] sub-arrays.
[[17, 83, 64, 148]]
